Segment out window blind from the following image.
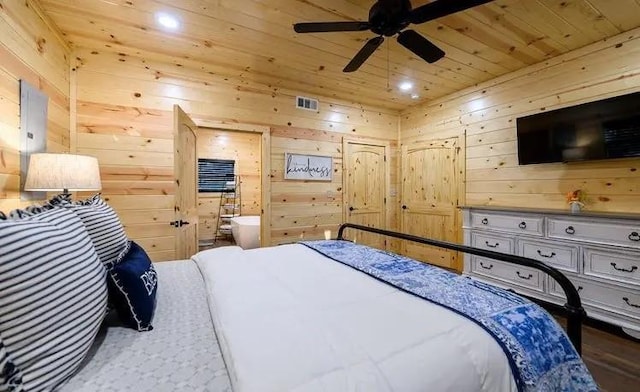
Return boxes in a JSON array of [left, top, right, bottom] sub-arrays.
[[198, 159, 235, 192]]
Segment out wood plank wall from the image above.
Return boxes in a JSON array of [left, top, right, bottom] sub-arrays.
[[197, 129, 261, 243], [401, 28, 640, 213], [270, 126, 343, 244], [73, 46, 399, 260], [270, 126, 400, 249], [0, 0, 70, 211]]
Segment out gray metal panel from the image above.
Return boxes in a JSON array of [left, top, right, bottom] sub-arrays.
[[20, 79, 48, 200]]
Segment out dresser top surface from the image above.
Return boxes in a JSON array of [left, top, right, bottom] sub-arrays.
[[460, 205, 640, 222]]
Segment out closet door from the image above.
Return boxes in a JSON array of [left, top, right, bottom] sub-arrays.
[[343, 139, 389, 249], [401, 136, 463, 271]]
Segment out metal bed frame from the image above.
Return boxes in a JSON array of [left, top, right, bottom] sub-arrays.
[[336, 223, 586, 355]]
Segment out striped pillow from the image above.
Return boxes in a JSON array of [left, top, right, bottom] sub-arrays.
[[0, 208, 108, 391], [1, 339, 23, 391], [6, 204, 54, 220], [50, 194, 128, 268]]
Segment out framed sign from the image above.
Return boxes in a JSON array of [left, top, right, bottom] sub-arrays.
[[284, 153, 332, 181]]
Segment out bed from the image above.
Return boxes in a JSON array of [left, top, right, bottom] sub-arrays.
[[58, 223, 596, 392]]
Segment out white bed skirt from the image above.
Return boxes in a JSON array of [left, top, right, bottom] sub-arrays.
[[193, 244, 517, 392]]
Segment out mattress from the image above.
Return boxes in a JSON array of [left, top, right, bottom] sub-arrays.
[[193, 244, 517, 392], [59, 260, 232, 392]]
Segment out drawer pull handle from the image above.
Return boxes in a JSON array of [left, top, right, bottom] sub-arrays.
[[516, 271, 533, 280], [485, 241, 499, 248], [536, 250, 556, 258], [479, 262, 493, 270], [610, 263, 638, 273], [565, 226, 576, 235], [518, 221, 527, 229], [623, 297, 640, 308], [481, 218, 488, 225], [629, 232, 640, 241]]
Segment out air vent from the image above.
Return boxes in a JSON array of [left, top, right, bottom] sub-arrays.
[[296, 96, 319, 111]]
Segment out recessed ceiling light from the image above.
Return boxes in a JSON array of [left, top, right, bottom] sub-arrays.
[[411, 93, 420, 99], [399, 81, 413, 91], [156, 13, 179, 30]]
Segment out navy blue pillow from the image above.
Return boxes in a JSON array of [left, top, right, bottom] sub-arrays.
[[108, 241, 158, 331]]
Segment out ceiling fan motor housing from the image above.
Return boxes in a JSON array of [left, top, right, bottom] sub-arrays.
[[369, 0, 412, 36]]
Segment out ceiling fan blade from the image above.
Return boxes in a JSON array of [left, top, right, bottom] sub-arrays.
[[343, 36, 385, 73], [397, 30, 445, 63], [293, 21, 370, 33], [410, 0, 493, 25]]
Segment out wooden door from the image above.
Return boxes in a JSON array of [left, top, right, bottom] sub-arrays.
[[343, 139, 388, 249], [174, 105, 199, 259], [401, 137, 463, 271]]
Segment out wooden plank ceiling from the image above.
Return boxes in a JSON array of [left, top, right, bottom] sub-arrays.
[[40, 0, 640, 110]]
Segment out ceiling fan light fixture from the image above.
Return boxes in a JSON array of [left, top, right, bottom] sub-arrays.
[[399, 81, 413, 91], [156, 12, 179, 30]]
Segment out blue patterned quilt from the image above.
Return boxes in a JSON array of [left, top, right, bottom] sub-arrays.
[[300, 240, 598, 392]]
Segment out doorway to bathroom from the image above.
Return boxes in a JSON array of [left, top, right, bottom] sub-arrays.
[[193, 121, 270, 251]]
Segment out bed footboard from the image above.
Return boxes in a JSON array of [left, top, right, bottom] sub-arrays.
[[336, 223, 586, 355]]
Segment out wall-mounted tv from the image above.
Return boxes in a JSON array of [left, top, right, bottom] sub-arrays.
[[516, 92, 640, 165]]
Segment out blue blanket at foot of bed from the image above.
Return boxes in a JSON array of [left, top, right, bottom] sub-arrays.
[[300, 240, 598, 392]]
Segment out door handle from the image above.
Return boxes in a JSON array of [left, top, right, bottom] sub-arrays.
[[402, 205, 407, 210], [169, 220, 190, 227], [349, 206, 357, 211]]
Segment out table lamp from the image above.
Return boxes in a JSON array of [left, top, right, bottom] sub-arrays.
[[24, 153, 102, 196]]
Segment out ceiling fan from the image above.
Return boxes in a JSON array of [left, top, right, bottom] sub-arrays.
[[293, 0, 493, 72]]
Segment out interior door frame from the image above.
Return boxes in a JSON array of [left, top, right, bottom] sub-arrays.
[[342, 137, 391, 244], [195, 118, 271, 247], [399, 131, 466, 270]]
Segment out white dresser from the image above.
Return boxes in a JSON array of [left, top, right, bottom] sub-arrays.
[[462, 206, 640, 338]]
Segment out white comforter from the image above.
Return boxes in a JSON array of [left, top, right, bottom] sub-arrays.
[[193, 244, 517, 392]]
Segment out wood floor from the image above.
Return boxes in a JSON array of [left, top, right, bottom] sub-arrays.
[[556, 316, 640, 392], [198, 237, 235, 252]]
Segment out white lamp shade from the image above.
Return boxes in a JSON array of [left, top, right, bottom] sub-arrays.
[[24, 153, 102, 192]]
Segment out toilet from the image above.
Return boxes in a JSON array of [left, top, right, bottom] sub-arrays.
[[230, 215, 260, 249]]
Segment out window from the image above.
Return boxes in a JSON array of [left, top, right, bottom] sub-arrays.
[[198, 158, 235, 192]]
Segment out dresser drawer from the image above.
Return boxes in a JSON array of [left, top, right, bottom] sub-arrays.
[[518, 239, 579, 273], [471, 212, 543, 236], [471, 232, 514, 254], [549, 277, 640, 319], [548, 218, 640, 249], [583, 247, 640, 286], [470, 256, 545, 292]]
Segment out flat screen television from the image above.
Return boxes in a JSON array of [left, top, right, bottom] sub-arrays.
[[516, 92, 640, 165]]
